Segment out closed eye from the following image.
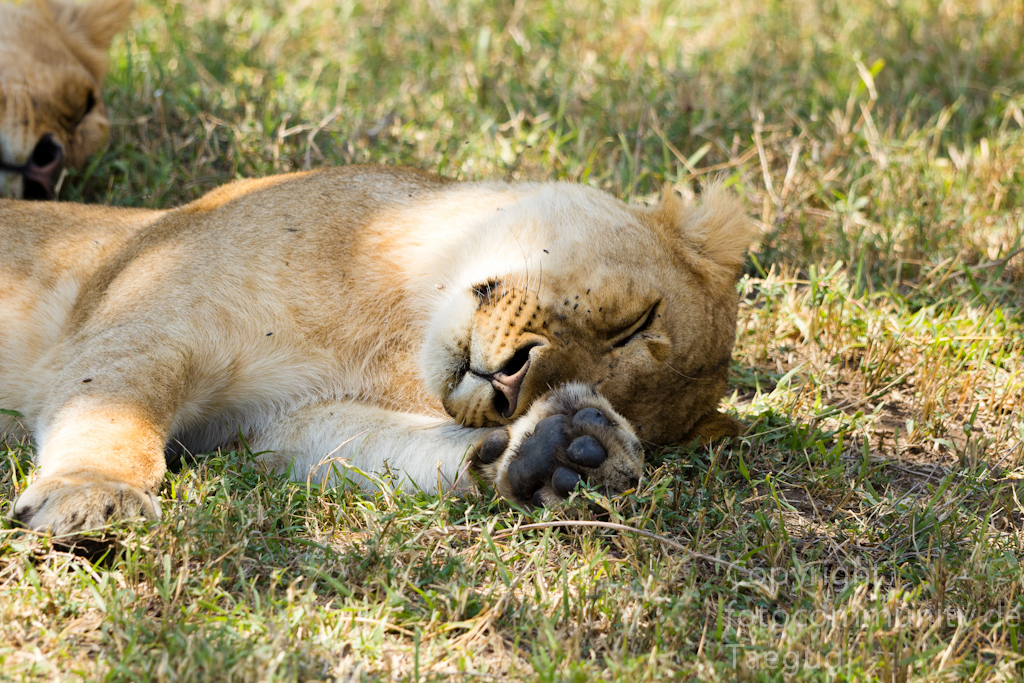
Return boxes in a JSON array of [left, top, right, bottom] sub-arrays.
[[74, 92, 97, 127], [472, 279, 500, 301], [609, 302, 660, 348]]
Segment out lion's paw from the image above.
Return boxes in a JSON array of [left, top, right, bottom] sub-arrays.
[[9, 472, 161, 536], [476, 384, 643, 506]]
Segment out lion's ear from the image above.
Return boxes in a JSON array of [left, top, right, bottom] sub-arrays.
[[682, 410, 744, 445], [653, 184, 757, 277], [47, 0, 133, 80]]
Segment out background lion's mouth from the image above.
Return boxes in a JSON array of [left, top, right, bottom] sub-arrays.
[[0, 134, 66, 200]]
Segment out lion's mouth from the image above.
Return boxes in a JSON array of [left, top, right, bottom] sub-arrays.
[[470, 340, 543, 419], [0, 134, 66, 200], [481, 358, 530, 418], [443, 340, 544, 425]]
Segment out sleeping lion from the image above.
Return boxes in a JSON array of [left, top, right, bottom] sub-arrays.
[[0, 0, 133, 199], [1, 166, 754, 535]]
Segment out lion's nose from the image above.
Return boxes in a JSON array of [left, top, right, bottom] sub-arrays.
[[486, 342, 542, 418], [22, 134, 65, 200]]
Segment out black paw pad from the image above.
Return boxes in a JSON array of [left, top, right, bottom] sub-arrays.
[[478, 428, 510, 464], [567, 435, 606, 468], [571, 407, 610, 430], [551, 467, 582, 497], [508, 415, 568, 500], [531, 414, 571, 448]]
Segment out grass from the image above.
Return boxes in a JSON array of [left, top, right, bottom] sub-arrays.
[[3, 0, 1024, 679]]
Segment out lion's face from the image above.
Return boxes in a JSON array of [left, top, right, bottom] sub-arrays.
[[0, 0, 132, 199], [422, 184, 754, 445]]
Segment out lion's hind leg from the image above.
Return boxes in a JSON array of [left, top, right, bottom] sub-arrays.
[[11, 399, 168, 536], [12, 471, 161, 536]]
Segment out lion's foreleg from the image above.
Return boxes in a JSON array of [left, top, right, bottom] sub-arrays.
[[250, 400, 493, 495], [251, 388, 647, 507]]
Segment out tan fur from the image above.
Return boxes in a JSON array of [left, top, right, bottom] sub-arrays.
[[0, 0, 133, 198], [0, 166, 755, 534]]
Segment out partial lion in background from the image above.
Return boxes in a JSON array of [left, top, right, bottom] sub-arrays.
[[0, 166, 755, 535], [0, 0, 133, 199]]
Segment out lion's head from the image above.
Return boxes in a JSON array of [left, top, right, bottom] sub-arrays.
[[0, 0, 132, 199], [422, 183, 755, 446]]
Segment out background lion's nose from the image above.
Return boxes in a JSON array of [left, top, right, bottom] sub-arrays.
[[22, 134, 65, 200], [489, 342, 542, 418]]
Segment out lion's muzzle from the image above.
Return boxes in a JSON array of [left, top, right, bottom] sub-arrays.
[[0, 134, 65, 200]]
